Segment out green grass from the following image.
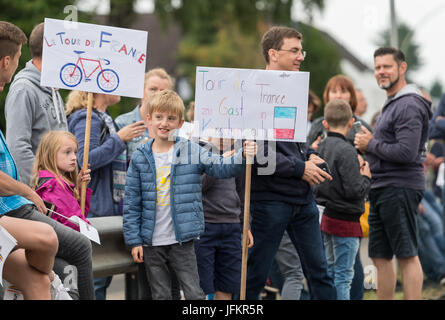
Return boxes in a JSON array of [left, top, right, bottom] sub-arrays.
[[363, 281, 445, 300]]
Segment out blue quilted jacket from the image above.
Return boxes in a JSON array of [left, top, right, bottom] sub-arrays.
[[123, 137, 245, 247]]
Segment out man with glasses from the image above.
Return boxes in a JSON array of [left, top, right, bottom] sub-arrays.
[[246, 26, 336, 300]]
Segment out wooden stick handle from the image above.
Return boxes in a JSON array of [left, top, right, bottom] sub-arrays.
[[240, 155, 253, 300], [80, 92, 94, 216]]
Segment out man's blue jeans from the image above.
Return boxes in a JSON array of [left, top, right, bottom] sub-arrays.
[[322, 233, 359, 300], [246, 200, 336, 300]]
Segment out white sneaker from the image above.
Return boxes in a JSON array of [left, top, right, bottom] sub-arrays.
[[50, 273, 72, 300], [3, 281, 24, 300]]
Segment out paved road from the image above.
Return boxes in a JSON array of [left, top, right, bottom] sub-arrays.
[[106, 274, 125, 300], [103, 239, 375, 300]]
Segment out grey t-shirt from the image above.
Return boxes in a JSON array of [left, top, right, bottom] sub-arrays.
[[152, 148, 176, 246]]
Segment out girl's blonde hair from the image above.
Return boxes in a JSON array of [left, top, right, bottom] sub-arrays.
[[31, 131, 80, 199], [66, 91, 97, 116]]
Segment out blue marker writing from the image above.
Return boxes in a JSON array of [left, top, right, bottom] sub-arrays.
[[99, 31, 112, 48], [56, 32, 66, 44]]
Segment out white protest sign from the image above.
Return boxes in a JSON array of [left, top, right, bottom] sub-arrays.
[[176, 121, 198, 140], [70, 216, 101, 245], [0, 225, 18, 286], [194, 66, 310, 142], [46, 208, 101, 245], [41, 18, 148, 98]]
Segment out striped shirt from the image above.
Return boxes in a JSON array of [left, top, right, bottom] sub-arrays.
[[0, 131, 32, 215]]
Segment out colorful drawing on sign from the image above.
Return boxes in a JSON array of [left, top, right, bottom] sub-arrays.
[[59, 50, 119, 92], [41, 18, 147, 99], [273, 107, 297, 140]]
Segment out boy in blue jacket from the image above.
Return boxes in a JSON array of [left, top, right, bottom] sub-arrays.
[[123, 90, 256, 300]]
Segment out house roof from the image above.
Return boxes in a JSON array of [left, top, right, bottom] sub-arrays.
[[318, 29, 372, 72]]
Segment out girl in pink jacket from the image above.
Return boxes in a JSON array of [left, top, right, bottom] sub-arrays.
[[31, 131, 92, 231]]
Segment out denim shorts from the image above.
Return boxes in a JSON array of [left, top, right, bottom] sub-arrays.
[[368, 187, 424, 259], [194, 223, 242, 295]]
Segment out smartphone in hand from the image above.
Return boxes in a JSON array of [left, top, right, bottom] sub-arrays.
[[352, 121, 363, 134], [317, 161, 332, 175]]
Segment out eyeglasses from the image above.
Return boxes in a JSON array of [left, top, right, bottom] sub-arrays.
[[277, 48, 306, 58]]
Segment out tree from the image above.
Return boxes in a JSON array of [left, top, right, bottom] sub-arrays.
[[155, 0, 325, 40], [177, 23, 265, 84], [376, 21, 421, 80], [0, 0, 93, 130], [297, 22, 342, 118], [431, 80, 443, 100], [108, 0, 136, 28], [153, 0, 340, 108]]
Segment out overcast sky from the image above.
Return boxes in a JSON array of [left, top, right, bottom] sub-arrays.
[[296, 0, 445, 91], [79, 0, 445, 92]]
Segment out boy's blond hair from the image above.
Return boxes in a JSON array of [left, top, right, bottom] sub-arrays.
[[324, 99, 353, 129], [31, 131, 81, 199], [147, 89, 185, 120]]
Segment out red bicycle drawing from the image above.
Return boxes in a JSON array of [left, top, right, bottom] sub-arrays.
[[59, 50, 120, 93]]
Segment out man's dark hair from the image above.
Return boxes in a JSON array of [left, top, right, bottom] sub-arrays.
[[29, 22, 44, 58], [261, 26, 302, 64], [0, 21, 27, 59], [374, 47, 406, 65]]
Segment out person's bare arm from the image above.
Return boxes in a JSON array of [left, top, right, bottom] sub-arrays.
[[0, 171, 47, 214]]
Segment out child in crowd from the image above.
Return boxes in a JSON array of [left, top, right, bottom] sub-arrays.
[[123, 90, 256, 300], [187, 103, 253, 300], [31, 131, 92, 232], [195, 137, 254, 300], [315, 99, 371, 300]]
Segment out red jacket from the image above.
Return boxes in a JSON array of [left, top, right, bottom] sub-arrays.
[[35, 170, 92, 231]]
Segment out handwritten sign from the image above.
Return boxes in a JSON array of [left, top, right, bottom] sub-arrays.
[[0, 225, 18, 286], [41, 18, 148, 98], [176, 121, 197, 140], [194, 66, 310, 142], [70, 216, 101, 245], [47, 208, 101, 244]]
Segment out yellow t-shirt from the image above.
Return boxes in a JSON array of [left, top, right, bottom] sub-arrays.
[[152, 148, 177, 246]]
